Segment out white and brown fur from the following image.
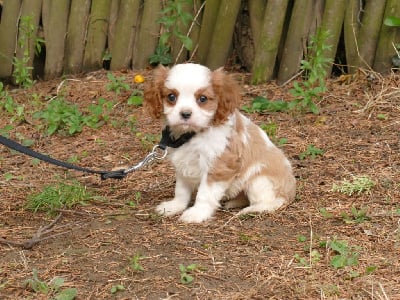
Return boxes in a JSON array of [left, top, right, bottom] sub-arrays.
[[144, 63, 296, 223]]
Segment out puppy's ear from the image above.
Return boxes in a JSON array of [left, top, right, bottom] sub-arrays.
[[144, 65, 169, 119], [211, 67, 241, 125]]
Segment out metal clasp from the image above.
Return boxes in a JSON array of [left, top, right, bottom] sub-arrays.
[[123, 145, 167, 174]]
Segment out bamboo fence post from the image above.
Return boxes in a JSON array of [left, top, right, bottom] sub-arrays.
[[205, 0, 241, 70], [188, 0, 204, 62], [319, 0, 346, 77], [15, 0, 42, 79], [170, 1, 193, 63], [277, 0, 314, 84], [195, 0, 220, 64], [83, 0, 112, 71], [251, 0, 289, 84], [43, 0, 71, 80], [248, 0, 265, 51], [0, 0, 22, 78], [374, 0, 400, 73], [108, 0, 121, 56], [353, 0, 386, 70], [343, 0, 361, 73], [110, 0, 140, 70], [132, 0, 162, 69], [64, 0, 91, 74]]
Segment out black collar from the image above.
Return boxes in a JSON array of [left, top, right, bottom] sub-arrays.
[[159, 126, 196, 150]]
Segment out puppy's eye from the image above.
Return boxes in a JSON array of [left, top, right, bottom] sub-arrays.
[[198, 95, 208, 103], [167, 93, 177, 103]]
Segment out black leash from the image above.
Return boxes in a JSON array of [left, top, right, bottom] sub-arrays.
[[0, 126, 195, 180]]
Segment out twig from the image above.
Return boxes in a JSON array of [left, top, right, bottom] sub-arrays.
[[0, 213, 63, 249]]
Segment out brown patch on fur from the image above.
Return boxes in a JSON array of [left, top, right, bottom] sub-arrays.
[[211, 68, 241, 125], [194, 86, 219, 114], [144, 65, 169, 119], [208, 111, 296, 202]]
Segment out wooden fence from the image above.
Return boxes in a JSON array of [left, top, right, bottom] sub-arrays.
[[0, 0, 399, 84]]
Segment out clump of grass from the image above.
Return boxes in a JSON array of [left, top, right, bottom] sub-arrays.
[[26, 180, 93, 214], [332, 175, 375, 196]]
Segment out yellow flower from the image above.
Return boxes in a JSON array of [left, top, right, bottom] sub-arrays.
[[133, 74, 145, 83]]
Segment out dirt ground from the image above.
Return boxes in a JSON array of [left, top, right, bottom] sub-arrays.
[[0, 68, 399, 300]]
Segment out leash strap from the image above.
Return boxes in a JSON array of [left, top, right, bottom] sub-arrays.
[[0, 134, 112, 178], [0, 127, 195, 180]]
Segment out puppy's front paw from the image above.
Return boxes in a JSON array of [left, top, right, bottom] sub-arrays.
[[156, 199, 188, 216], [179, 205, 214, 223]]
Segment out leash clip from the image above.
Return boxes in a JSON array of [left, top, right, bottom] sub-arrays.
[[123, 144, 167, 174]]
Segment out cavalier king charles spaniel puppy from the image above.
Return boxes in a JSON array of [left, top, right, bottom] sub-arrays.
[[144, 63, 296, 223]]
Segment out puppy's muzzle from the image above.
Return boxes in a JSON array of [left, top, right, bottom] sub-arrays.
[[180, 110, 192, 120]]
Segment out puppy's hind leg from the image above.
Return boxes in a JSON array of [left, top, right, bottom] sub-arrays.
[[239, 176, 286, 215]]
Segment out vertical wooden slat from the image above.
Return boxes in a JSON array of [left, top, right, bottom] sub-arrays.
[[0, 0, 22, 78], [107, 0, 121, 58], [83, 0, 112, 71], [343, 0, 361, 73], [353, 0, 387, 69], [319, 0, 347, 76], [374, 0, 400, 73], [188, 0, 204, 62], [205, 0, 241, 70], [110, 0, 140, 70], [132, 0, 162, 69], [251, 0, 289, 84], [65, 0, 91, 74], [277, 0, 314, 84], [43, 0, 71, 79], [196, 0, 221, 64]]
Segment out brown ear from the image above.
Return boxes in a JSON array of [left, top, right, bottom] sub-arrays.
[[144, 65, 169, 119], [211, 68, 241, 125]]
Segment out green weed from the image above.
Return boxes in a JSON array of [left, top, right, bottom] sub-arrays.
[[150, 0, 193, 65], [110, 284, 125, 294], [341, 206, 370, 224], [299, 144, 324, 160], [127, 89, 143, 106], [130, 253, 145, 272], [179, 263, 199, 285], [327, 239, 359, 269], [12, 15, 45, 88], [26, 180, 93, 214], [241, 96, 289, 113], [331, 175, 375, 196], [106, 73, 131, 95], [24, 269, 77, 299], [288, 29, 332, 114], [33, 97, 113, 136], [0, 82, 25, 122]]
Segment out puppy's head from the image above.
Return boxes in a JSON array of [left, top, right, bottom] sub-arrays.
[[144, 63, 241, 134]]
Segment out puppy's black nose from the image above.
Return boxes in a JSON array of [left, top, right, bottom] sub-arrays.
[[180, 111, 192, 120]]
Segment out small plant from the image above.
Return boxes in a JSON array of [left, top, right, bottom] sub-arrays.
[[179, 263, 199, 285], [13, 15, 45, 88], [127, 89, 143, 106], [241, 96, 288, 113], [26, 180, 93, 214], [341, 206, 370, 224], [24, 269, 77, 299], [331, 175, 375, 196], [110, 284, 125, 294], [319, 207, 334, 218], [299, 144, 324, 160], [149, 0, 193, 65], [326, 239, 359, 269], [130, 253, 145, 272], [106, 73, 131, 94], [260, 122, 277, 139], [0, 82, 25, 122], [34, 97, 112, 136], [288, 29, 332, 114]]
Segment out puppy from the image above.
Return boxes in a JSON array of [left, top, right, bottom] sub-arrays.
[[144, 63, 296, 223]]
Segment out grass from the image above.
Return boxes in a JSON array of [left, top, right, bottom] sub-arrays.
[[332, 175, 375, 196], [26, 180, 94, 214]]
